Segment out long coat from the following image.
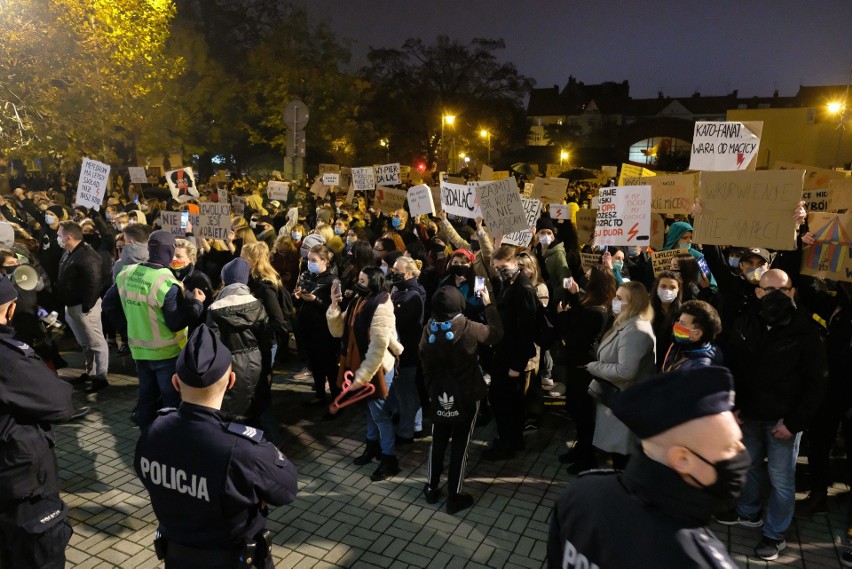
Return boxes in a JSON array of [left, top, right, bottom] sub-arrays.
[[586, 316, 656, 454]]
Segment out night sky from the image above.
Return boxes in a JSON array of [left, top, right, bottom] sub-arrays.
[[304, 0, 852, 99]]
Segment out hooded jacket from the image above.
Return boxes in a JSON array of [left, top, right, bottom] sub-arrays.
[[112, 241, 149, 281], [663, 221, 718, 291], [207, 284, 271, 420], [391, 277, 427, 368]]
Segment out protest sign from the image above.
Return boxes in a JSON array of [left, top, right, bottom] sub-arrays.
[[617, 163, 656, 185], [693, 170, 803, 250], [601, 165, 618, 179], [650, 213, 665, 250], [531, 177, 569, 204], [801, 212, 852, 282], [476, 178, 528, 236], [75, 158, 110, 210], [321, 173, 340, 187], [575, 208, 597, 244], [319, 164, 340, 175], [198, 203, 231, 240], [159, 211, 184, 237], [231, 195, 245, 217], [549, 204, 572, 221], [430, 187, 443, 213], [310, 177, 330, 198], [580, 252, 601, 270], [345, 181, 356, 204], [374, 163, 401, 187], [501, 198, 542, 247], [829, 178, 852, 212], [440, 181, 481, 218], [491, 171, 510, 180], [689, 121, 762, 171], [128, 167, 147, 184], [590, 196, 600, 209], [802, 189, 831, 212], [651, 249, 683, 276], [166, 167, 199, 202], [373, 187, 408, 215], [217, 187, 228, 203], [593, 185, 652, 247], [620, 173, 697, 215], [523, 182, 533, 197], [267, 181, 289, 200], [774, 161, 847, 191], [407, 184, 435, 216], [352, 167, 376, 191], [480, 165, 494, 181], [545, 164, 565, 178], [400, 165, 411, 181]]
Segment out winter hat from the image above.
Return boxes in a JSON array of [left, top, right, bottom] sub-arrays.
[[221, 257, 250, 286], [431, 285, 466, 322], [147, 230, 176, 267], [300, 233, 325, 258], [451, 248, 475, 265], [47, 205, 65, 220], [0, 275, 17, 304], [536, 216, 555, 233]]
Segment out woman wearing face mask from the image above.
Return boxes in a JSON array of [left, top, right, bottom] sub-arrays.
[[379, 250, 403, 278], [662, 221, 718, 291], [340, 241, 374, 300], [295, 244, 341, 408], [438, 249, 485, 322], [651, 271, 683, 369], [289, 223, 306, 249], [436, 211, 495, 290], [327, 267, 404, 481], [270, 234, 300, 293], [36, 205, 66, 290], [586, 281, 656, 469], [661, 300, 723, 372], [602, 248, 629, 286], [534, 216, 580, 309]]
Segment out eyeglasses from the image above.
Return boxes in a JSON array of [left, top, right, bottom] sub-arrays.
[[760, 286, 793, 293]]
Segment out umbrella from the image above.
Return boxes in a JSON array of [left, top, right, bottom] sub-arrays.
[[558, 168, 597, 181], [510, 162, 536, 178]]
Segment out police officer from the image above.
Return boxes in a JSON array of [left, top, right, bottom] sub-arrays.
[[548, 367, 750, 569], [134, 324, 298, 569], [0, 275, 75, 568]]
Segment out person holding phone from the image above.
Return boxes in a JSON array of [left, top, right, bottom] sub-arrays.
[[438, 248, 486, 322]]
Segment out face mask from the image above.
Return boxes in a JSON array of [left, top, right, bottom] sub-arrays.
[[759, 290, 796, 326], [380, 265, 388, 275], [105, 213, 113, 220], [44, 214, 57, 226], [612, 260, 624, 272], [679, 241, 692, 250], [611, 299, 622, 314], [538, 234, 553, 247], [386, 272, 404, 286], [391, 217, 402, 229], [250, 221, 257, 229], [497, 266, 519, 282], [57, 236, 65, 248], [291, 232, 302, 241], [728, 256, 741, 269], [672, 322, 694, 344], [657, 288, 678, 304], [140, 204, 149, 212], [469, 240, 481, 253], [353, 282, 370, 296], [449, 264, 468, 277], [744, 266, 767, 285], [334, 227, 344, 236], [115, 224, 126, 232], [628, 247, 641, 258], [686, 448, 750, 512], [170, 260, 188, 270], [307, 261, 321, 274], [345, 236, 355, 246]]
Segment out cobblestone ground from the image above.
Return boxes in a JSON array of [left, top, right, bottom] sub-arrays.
[[53, 350, 848, 568]]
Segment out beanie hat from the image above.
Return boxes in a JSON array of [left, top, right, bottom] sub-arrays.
[[221, 257, 250, 286], [536, 216, 555, 233], [147, 230, 176, 267], [452, 248, 475, 265], [431, 285, 466, 322]]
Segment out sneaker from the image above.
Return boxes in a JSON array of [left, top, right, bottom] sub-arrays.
[[548, 382, 566, 397], [794, 492, 827, 518], [754, 536, 786, 561], [541, 377, 555, 389], [423, 485, 442, 504], [446, 493, 474, 515], [713, 509, 763, 528], [293, 368, 313, 380], [841, 548, 852, 568]]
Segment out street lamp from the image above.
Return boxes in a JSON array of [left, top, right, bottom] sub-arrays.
[[442, 114, 456, 172], [379, 138, 389, 162], [560, 150, 569, 166], [479, 129, 492, 163], [827, 98, 848, 169]]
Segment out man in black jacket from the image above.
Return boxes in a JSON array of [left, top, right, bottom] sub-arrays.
[[0, 276, 75, 568], [56, 220, 110, 392], [483, 245, 537, 461], [715, 269, 828, 561]]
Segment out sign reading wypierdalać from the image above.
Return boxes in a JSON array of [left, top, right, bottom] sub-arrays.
[[128, 166, 147, 184], [501, 198, 542, 246], [166, 167, 200, 202], [774, 161, 848, 191], [373, 187, 408, 215], [407, 184, 436, 216], [440, 181, 481, 218], [476, 177, 528, 236], [375, 163, 401, 187], [593, 185, 652, 247], [689, 121, 762, 171], [352, 167, 376, 191], [620, 173, 697, 215], [531, 177, 569, 204], [198, 202, 231, 240], [693, 170, 803, 250], [75, 158, 110, 210], [267, 181, 289, 200], [829, 178, 852, 212], [575, 208, 597, 245], [801, 212, 852, 282]]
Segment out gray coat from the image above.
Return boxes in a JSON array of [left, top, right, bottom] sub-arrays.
[[587, 316, 656, 455]]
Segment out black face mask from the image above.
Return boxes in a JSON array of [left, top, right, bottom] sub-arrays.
[[386, 272, 405, 287], [497, 266, 519, 283], [83, 233, 100, 247], [686, 448, 751, 512], [352, 283, 370, 296], [448, 264, 468, 277], [759, 290, 796, 326]]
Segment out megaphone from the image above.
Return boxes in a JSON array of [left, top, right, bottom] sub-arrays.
[[10, 264, 39, 291]]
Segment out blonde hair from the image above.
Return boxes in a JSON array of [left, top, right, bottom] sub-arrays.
[[605, 281, 653, 338], [314, 224, 334, 244], [234, 226, 257, 244], [273, 234, 296, 254], [394, 255, 421, 278], [241, 241, 281, 287], [516, 250, 543, 285], [175, 238, 197, 262]]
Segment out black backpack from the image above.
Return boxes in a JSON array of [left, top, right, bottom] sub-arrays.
[[533, 298, 558, 350], [425, 319, 472, 425]]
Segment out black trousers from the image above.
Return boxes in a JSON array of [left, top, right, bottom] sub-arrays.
[[806, 395, 851, 493], [564, 369, 597, 465], [488, 368, 529, 449], [304, 336, 340, 400], [0, 495, 72, 569], [428, 401, 479, 496]]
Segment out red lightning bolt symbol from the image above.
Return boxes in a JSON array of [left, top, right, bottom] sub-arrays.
[[628, 223, 638, 242], [736, 153, 745, 168]]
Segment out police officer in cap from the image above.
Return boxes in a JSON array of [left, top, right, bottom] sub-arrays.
[[548, 366, 750, 568], [134, 324, 298, 568], [0, 275, 75, 568]]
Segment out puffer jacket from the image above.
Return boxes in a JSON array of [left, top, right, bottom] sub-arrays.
[[207, 284, 271, 420]]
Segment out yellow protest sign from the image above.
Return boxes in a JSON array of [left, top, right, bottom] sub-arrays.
[[575, 208, 597, 245], [546, 164, 565, 178], [620, 173, 697, 215], [531, 177, 569, 204], [774, 161, 847, 191], [491, 171, 510, 180], [801, 212, 852, 282], [651, 249, 683, 276], [829, 178, 852, 212], [618, 163, 656, 185]]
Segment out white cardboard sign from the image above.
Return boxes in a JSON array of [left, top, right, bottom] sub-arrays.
[[75, 158, 110, 210], [593, 185, 652, 247], [440, 181, 481, 218], [689, 121, 762, 171], [374, 163, 401, 187], [502, 198, 542, 246], [267, 181, 289, 200], [407, 184, 436, 216]]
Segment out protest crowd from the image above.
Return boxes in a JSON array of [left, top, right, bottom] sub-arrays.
[[0, 155, 851, 568]]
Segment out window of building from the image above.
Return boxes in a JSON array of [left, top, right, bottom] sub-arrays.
[[628, 137, 691, 165]]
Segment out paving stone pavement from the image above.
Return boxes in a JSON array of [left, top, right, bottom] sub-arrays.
[[53, 350, 849, 568]]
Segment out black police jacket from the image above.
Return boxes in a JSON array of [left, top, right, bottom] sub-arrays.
[[548, 453, 736, 569], [134, 403, 298, 548], [0, 324, 74, 505]]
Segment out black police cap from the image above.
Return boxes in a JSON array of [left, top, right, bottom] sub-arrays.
[[0, 275, 17, 304], [176, 324, 232, 388], [608, 366, 735, 439]]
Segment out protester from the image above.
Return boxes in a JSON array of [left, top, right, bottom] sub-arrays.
[[661, 300, 723, 371], [650, 270, 683, 368]]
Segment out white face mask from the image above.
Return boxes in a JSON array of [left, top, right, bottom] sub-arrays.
[[611, 299, 622, 314], [745, 266, 768, 285], [56, 235, 65, 248], [657, 288, 678, 304], [538, 234, 553, 247], [44, 214, 57, 226]]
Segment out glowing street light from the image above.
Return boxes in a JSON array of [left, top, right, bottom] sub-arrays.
[[379, 138, 389, 162], [441, 114, 457, 172], [479, 129, 492, 163], [827, 101, 844, 114], [827, 98, 849, 169], [560, 149, 570, 166]]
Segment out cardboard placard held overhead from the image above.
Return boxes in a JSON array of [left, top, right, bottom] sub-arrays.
[[75, 158, 110, 210], [217, 187, 228, 203], [774, 161, 848, 191], [373, 187, 408, 215], [198, 203, 231, 240], [800, 212, 852, 282], [575, 208, 597, 245], [407, 184, 436, 216], [310, 177, 330, 198], [491, 171, 510, 180], [351, 167, 376, 191], [689, 121, 762, 171], [480, 165, 494, 181], [580, 252, 601, 270], [159, 211, 185, 237], [620, 173, 697, 215], [651, 249, 684, 276], [801, 189, 832, 213], [166, 167, 199, 202], [375, 163, 401, 187], [231, 195, 245, 217], [476, 177, 528, 237], [545, 164, 565, 178], [829, 179, 852, 212], [319, 164, 340, 175], [693, 170, 803, 250], [440, 181, 481, 218], [128, 167, 147, 184], [549, 204, 572, 221], [593, 185, 652, 247], [345, 181, 356, 204], [531, 177, 569, 204], [321, 173, 340, 187], [501, 198, 542, 247], [267, 181, 289, 200], [601, 165, 618, 179], [618, 164, 655, 185]]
